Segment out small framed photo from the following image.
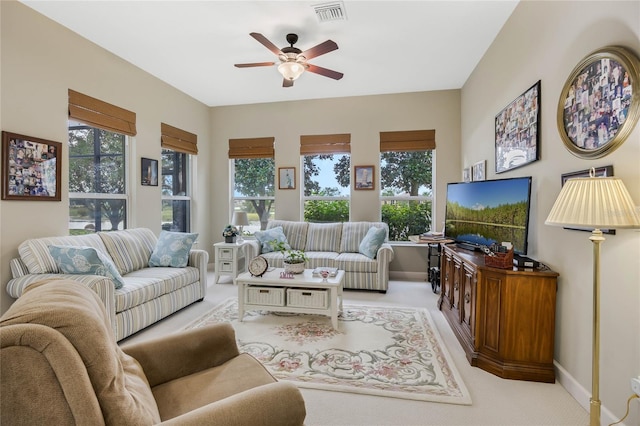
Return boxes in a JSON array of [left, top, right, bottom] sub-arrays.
[[561, 165, 615, 234], [495, 80, 541, 173], [2, 131, 62, 201], [141, 157, 158, 186], [472, 160, 486, 181], [463, 167, 471, 182], [354, 165, 374, 190], [278, 167, 295, 190]]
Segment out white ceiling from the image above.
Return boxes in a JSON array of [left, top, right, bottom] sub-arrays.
[[21, 0, 519, 107]]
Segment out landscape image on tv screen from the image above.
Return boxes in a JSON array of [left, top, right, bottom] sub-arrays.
[[444, 177, 532, 254]]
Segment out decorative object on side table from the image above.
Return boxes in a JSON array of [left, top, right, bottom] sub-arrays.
[[2, 131, 62, 201], [557, 46, 640, 159], [222, 224, 238, 243], [270, 240, 308, 274], [545, 167, 640, 426], [231, 211, 249, 243], [495, 80, 541, 173], [248, 256, 268, 277]]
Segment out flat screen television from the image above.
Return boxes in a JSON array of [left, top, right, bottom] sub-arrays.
[[444, 176, 532, 255]]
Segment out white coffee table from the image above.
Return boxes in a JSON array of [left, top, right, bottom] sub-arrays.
[[236, 268, 344, 329]]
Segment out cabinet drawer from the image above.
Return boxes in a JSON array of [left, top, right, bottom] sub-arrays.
[[246, 286, 285, 306], [218, 248, 234, 260], [218, 261, 233, 272], [287, 288, 328, 309]]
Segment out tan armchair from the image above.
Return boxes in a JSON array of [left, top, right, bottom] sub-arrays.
[[0, 279, 306, 425]]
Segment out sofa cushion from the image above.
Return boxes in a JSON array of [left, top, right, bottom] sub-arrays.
[[267, 220, 309, 251], [340, 222, 388, 253], [334, 252, 378, 273], [254, 226, 290, 253], [304, 251, 339, 270], [305, 222, 342, 252], [149, 231, 198, 268], [18, 233, 107, 274], [48, 245, 125, 289], [358, 226, 387, 259], [99, 229, 157, 275]]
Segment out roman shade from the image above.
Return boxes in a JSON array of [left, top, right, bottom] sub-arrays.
[[300, 134, 351, 155], [228, 137, 275, 159], [68, 89, 137, 136], [161, 123, 198, 155], [379, 130, 436, 152]]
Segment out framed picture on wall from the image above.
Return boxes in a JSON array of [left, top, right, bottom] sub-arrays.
[[1, 131, 62, 201], [495, 80, 541, 173], [472, 160, 486, 181], [141, 157, 158, 186], [354, 165, 374, 190], [278, 167, 296, 190], [463, 167, 471, 183], [561, 165, 615, 234]]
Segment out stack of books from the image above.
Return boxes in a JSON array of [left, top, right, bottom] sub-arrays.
[[419, 232, 446, 241]]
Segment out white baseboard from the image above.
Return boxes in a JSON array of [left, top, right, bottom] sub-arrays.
[[555, 360, 621, 426]]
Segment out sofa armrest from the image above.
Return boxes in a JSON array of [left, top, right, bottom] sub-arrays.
[[6, 274, 117, 335], [188, 249, 209, 292], [243, 240, 261, 260], [159, 381, 306, 426], [121, 323, 240, 387], [376, 243, 394, 292]]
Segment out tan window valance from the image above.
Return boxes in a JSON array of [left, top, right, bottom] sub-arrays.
[[300, 134, 351, 155], [68, 89, 137, 136], [228, 137, 275, 159], [161, 123, 198, 155], [379, 130, 436, 152]]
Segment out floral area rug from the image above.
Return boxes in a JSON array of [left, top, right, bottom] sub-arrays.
[[184, 298, 472, 405]]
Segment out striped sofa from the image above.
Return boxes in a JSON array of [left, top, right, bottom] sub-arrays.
[[245, 220, 394, 292], [6, 228, 209, 341]]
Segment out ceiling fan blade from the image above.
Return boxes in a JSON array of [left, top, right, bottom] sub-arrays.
[[300, 40, 338, 60], [283, 78, 294, 88], [250, 32, 283, 56], [234, 62, 276, 68], [306, 64, 344, 80]]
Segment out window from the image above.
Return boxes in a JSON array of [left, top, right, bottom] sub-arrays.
[[161, 150, 190, 232], [301, 134, 351, 223], [160, 123, 197, 232], [379, 130, 435, 241], [229, 138, 275, 234], [68, 122, 128, 234], [68, 90, 136, 235]]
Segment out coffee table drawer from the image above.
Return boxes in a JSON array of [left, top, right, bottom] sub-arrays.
[[246, 286, 285, 306], [287, 288, 328, 309]]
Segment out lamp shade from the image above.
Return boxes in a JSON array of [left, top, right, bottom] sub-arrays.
[[545, 176, 640, 229], [278, 61, 305, 81], [232, 211, 249, 227]]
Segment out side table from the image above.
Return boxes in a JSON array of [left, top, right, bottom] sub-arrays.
[[408, 236, 455, 293], [214, 241, 247, 283]]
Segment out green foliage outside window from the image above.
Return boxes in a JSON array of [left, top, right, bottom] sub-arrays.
[[304, 200, 349, 222], [382, 201, 432, 241]]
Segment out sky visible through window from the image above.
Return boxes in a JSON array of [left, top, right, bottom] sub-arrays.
[[309, 157, 349, 196]]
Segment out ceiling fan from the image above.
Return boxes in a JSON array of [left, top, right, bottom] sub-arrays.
[[235, 32, 344, 87]]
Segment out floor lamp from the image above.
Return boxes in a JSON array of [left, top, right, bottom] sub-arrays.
[[545, 169, 640, 426], [232, 211, 249, 244]]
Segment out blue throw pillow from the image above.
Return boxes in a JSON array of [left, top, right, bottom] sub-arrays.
[[358, 226, 386, 259], [48, 245, 125, 289], [149, 231, 198, 268], [255, 226, 290, 253]]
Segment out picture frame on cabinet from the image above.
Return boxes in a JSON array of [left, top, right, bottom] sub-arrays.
[[1, 131, 62, 201]]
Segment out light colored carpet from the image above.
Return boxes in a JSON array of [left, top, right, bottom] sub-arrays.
[[121, 267, 589, 425], [184, 298, 472, 405]]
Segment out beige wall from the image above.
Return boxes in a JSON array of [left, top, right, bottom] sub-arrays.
[[0, 1, 212, 313], [462, 1, 640, 424], [209, 91, 461, 256]]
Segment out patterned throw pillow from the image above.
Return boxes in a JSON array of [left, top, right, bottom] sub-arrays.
[[358, 226, 387, 259], [48, 245, 125, 289], [255, 226, 291, 253], [148, 231, 198, 268]]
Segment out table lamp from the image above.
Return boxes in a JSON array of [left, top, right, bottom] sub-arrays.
[[545, 168, 640, 426], [232, 211, 249, 244]]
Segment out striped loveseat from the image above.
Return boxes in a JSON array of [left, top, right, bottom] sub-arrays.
[[245, 220, 394, 292], [6, 228, 208, 341]]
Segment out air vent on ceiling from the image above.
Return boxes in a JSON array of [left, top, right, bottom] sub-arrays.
[[312, 1, 347, 22]]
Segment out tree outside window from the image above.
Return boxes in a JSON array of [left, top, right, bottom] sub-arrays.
[[161, 149, 190, 232], [232, 158, 275, 233], [68, 121, 127, 235]]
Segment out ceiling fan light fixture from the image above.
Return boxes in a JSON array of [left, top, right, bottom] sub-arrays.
[[278, 61, 305, 81]]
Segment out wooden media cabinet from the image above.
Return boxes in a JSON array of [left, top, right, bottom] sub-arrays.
[[438, 244, 559, 383]]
